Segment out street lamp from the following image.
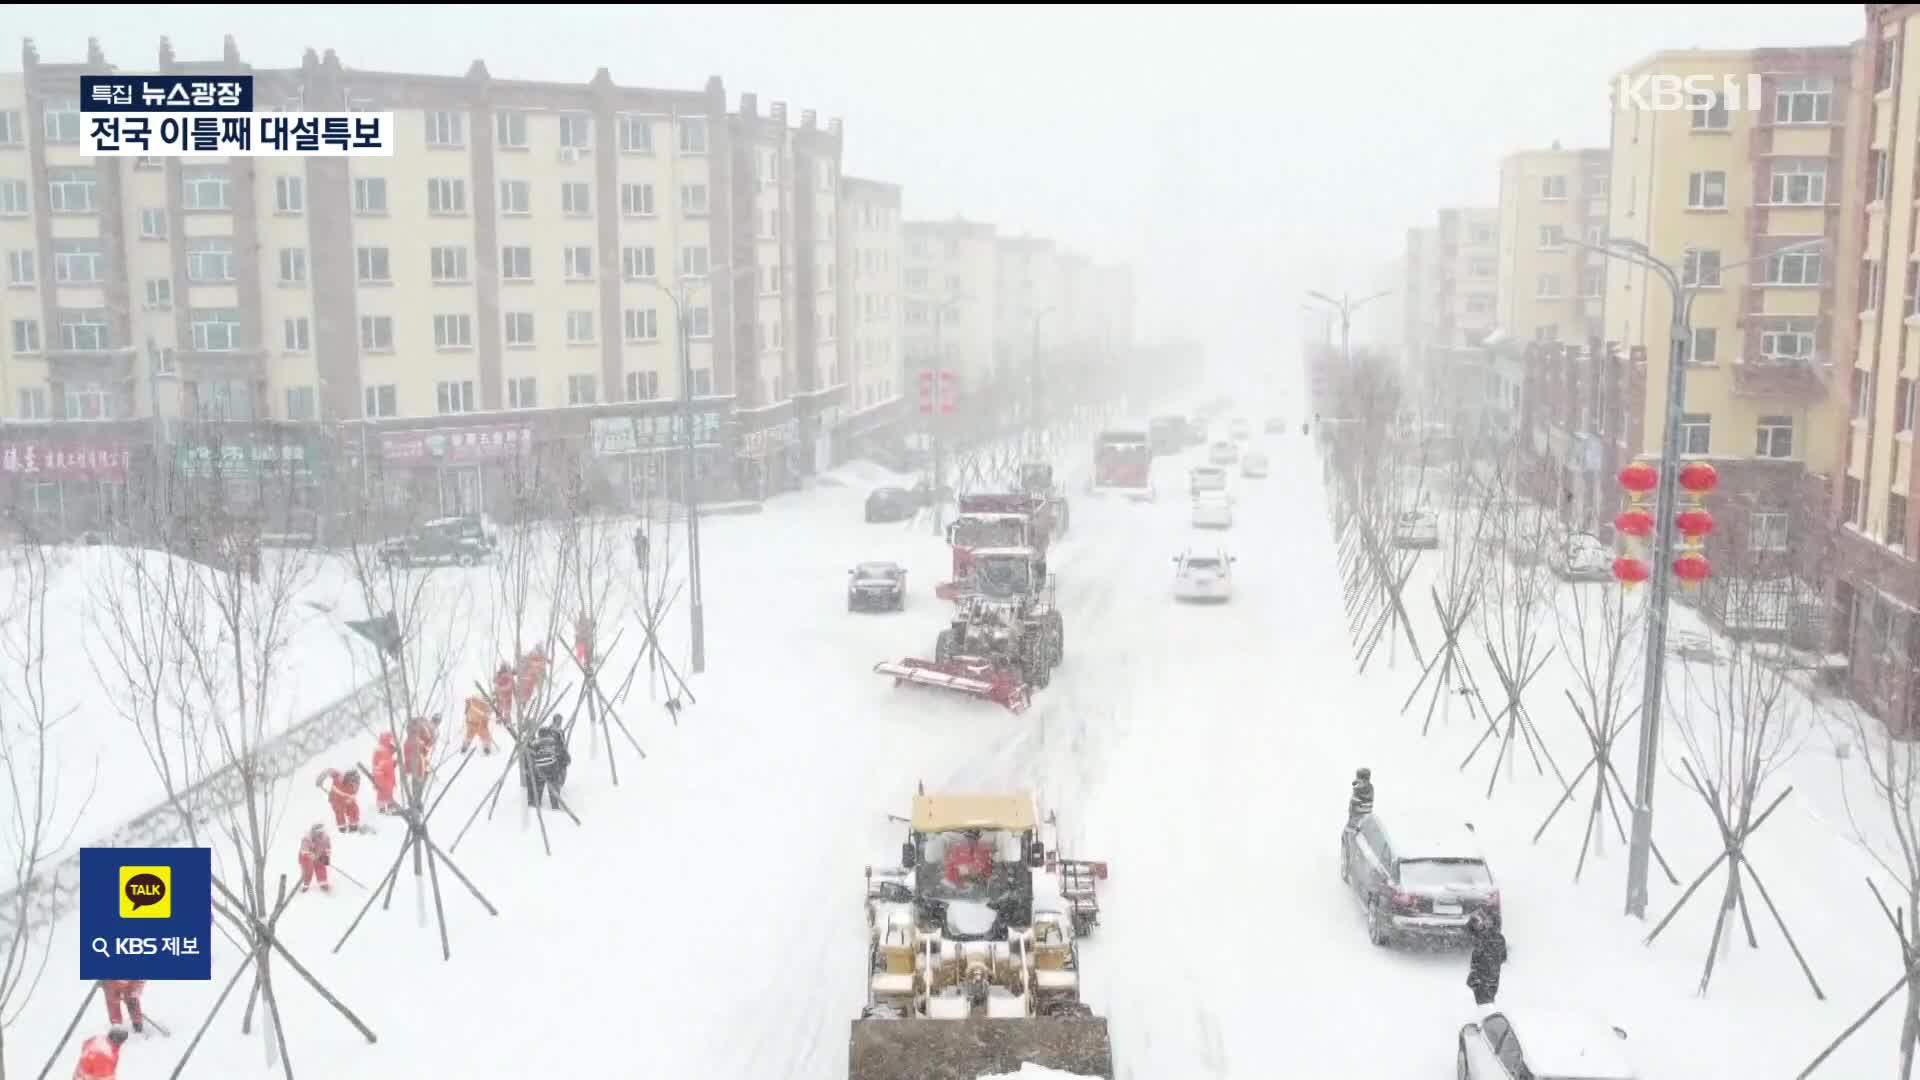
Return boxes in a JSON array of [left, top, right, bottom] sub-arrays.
[[1570, 232, 1828, 919], [1306, 289, 1394, 364]]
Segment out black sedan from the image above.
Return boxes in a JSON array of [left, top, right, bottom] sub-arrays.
[[848, 562, 907, 611], [865, 486, 918, 523]]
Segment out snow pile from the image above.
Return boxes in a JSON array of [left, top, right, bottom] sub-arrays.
[[975, 1066, 1101, 1080]]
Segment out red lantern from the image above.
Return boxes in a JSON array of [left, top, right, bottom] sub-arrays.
[[1672, 552, 1712, 584], [1618, 461, 1659, 494], [1674, 508, 1715, 538], [1612, 556, 1650, 585], [1614, 508, 1655, 538], [1678, 461, 1719, 495]]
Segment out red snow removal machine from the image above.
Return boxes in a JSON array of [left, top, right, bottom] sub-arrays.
[[876, 549, 1064, 713]]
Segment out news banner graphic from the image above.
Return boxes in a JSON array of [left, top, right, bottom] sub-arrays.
[[78, 847, 212, 981], [81, 74, 393, 158]]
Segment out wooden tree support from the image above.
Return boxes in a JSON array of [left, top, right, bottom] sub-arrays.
[[1531, 692, 1678, 885], [1796, 878, 1920, 1077], [336, 756, 498, 959], [1458, 638, 1566, 798], [1401, 587, 1482, 736]]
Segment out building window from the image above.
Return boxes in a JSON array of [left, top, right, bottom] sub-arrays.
[[1891, 494, 1911, 548], [10, 319, 41, 354], [436, 380, 476, 415], [1540, 175, 1568, 200], [1898, 377, 1916, 433], [1768, 158, 1827, 206], [1865, 259, 1885, 312], [433, 313, 473, 349], [1872, 150, 1891, 204], [426, 110, 465, 148], [1534, 273, 1563, 299], [566, 310, 595, 343], [687, 305, 711, 338], [1687, 171, 1727, 210], [1758, 317, 1816, 364], [623, 307, 658, 342], [0, 180, 28, 216], [507, 376, 538, 409], [1469, 225, 1495, 246], [619, 115, 653, 153], [187, 237, 234, 283], [47, 167, 97, 212], [678, 117, 708, 154], [267, 175, 303, 216], [499, 179, 531, 215], [283, 317, 310, 352], [352, 176, 388, 214], [5, 250, 31, 285], [566, 373, 598, 405], [1681, 248, 1721, 288], [559, 112, 592, 150], [1682, 326, 1717, 365], [139, 208, 167, 238], [1466, 294, 1495, 316], [694, 369, 712, 396], [64, 383, 110, 420], [680, 245, 709, 277], [1690, 92, 1729, 131], [1773, 77, 1833, 125], [564, 246, 593, 280], [356, 246, 392, 284], [496, 110, 528, 149], [681, 183, 709, 216], [152, 339, 175, 376], [16, 387, 47, 419], [1845, 475, 1863, 525], [1754, 414, 1794, 458], [359, 315, 394, 352], [53, 247, 104, 285], [1855, 367, 1873, 420], [181, 167, 231, 211], [285, 385, 317, 421], [53, 309, 109, 352], [1581, 267, 1604, 298], [42, 96, 79, 142], [1750, 511, 1789, 552], [620, 182, 655, 217], [428, 177, 467, 214], [625, 370, 659, 401], [143, 277, 171, 308], [364, 384, 398, 419], [621, 246, 656, 280], [431, 245, 469, 283], [505, 311, 535, 346], [280, 247, 308, 284], [189, 308, 240, 352], [1468, 257, 1495, 279], [1878, 37, 1901, 93], [1679, 412, 1711, 455], [561, 181, 592, 216], [502, 245, 533, 281], [1764, 247, 1821, 286], [0, 111, 21, 146]]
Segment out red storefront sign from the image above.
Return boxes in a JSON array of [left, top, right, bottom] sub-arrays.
[[0, 441, 131, 481], [379, 425, 534, 465]]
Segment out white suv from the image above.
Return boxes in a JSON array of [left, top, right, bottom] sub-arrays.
[[1172, 550, 1235, 602]]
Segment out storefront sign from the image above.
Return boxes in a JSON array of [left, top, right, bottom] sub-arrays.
[[738, 418, 800, 458], [0, 441, 131, 481], [380, 425, 533, 465], [590, 412, 724, 457], [176, 442, 313, 479]]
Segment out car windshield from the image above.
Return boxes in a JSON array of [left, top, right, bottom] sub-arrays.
[[1398, 858, 1492, 891], [856, 564, 898, 579], [1185, 557, 1222, 571], [920, 828, 1017, 901], [951, 517, 1026, 547], [973, 556, 1032, 597]]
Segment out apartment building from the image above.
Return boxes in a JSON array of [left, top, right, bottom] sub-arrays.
[[1603, 46, 1858, 571], [1839, 7, 1920, 730], [903, 217, 996, 386], [839, 176, 903, 424], [994, 234, 1061, 379], [1434, 207, 1501, 350], [1496, 145, 1609, 346]]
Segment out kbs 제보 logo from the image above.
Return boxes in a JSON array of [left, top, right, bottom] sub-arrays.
[[118, 865, 172, 919]]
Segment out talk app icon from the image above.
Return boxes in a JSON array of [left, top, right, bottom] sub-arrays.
[[119, 865, 171, 919]]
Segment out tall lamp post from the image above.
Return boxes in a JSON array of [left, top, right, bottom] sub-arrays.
[[1306, 289, 1394, 364], [1569, 233, 1827, 918]]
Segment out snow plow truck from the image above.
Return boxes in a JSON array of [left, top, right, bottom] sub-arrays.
[[936, 490, 1060, 601], [875, 547, 1063, 712], [851, 788, 1113, 1080], [1090, 429, 1152, 499]]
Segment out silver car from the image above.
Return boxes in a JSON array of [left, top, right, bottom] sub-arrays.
[[1458, 1008, 1637, 1080], [1341, 813, 1499, 947]]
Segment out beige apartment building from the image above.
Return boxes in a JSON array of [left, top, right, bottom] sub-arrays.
[[1602, 46, 1858, 568], [1496, 145, 1609, 346], [903, 217, 996, 387], [1840, 6, 1920, 731]]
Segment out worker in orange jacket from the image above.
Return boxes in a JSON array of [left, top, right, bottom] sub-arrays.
[[462, 694, 495, 755], [492, 664, 516, 723], [314, 767, 362, 833], [72, 1027, 127, 1079], [517, 646, 549, 702], [574, 615, 595, 667], [101, 980, 145, 1033], [298, 824, 332, 893], [403, 717, 435, 783], [370, 733, 399, 813]]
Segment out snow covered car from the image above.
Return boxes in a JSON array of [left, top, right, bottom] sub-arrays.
[[1208, 441, 1239, 465], [1171, 550, 1234, 602], [1393, 509, 1440, 549], [864, 486, 918, 523], [1189, 465, 1228, 495], [1341, 813, 1498, 947], [1457, 1008, 1637, 1080], [847, 561, 907, 611], [1549, 532, 1612, 582], [378, 515, 495, 567], [1240, 451, 1270, 479], [1190, 492, 1233, 529]]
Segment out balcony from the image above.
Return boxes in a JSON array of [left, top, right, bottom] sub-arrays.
[[1731, 356, 1829, 401]]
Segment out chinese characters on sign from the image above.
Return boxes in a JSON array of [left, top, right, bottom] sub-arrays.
[[176, 442, 312, 479], [738, 419, 801, 458], [381, 426, 534, 466], [0, 441, 131, 481], [590, 412, 725, 457]]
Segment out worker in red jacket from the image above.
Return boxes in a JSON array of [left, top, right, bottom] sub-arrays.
[[72, 1027, 127, 1079], [574, 615, 594, 667], [516, 646, 548, 702], [298, 824, 332, 893], [492, 664, 516, 723], [370, 733, 399, 813], [403, 717, 435, 784], [314, 766, 361, 833], [101, 980, 145, 1033]]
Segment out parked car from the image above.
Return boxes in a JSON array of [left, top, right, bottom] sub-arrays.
[[1393, 509, 1440, 549], [1189, 465, 1228, 495], [865, 487, 919, 523], [1190, 492, 1234, 529], [1549, 532, 1612, 582], [1241, 451, 1270, 479], [378, 515, 496, 568], [1229, 418, 1251, 441], [1171, 549, 1234, 602], [1208, 441, 1240, 465], [847, 561, 907, 611], [1264, 416, 1288, 434], [1457, 1008, 1637, 1080], [1340, 812, 1498, 947]]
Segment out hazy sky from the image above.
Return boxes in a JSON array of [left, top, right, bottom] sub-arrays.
[[9, 4, 1864, 370]]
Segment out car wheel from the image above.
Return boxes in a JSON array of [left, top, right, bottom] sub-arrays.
[[1366, 897, 1390, 947], [1456, 1041, 1470, 1080]]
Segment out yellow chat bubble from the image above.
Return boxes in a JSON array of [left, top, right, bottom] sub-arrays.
[[118, 865, 171, 919]]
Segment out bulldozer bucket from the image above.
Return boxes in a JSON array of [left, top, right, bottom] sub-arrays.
[[873, 658, 1030, 714], [847, 1017, 1115, 1080]]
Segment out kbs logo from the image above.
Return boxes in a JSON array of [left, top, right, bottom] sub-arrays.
[[118, 865, 171, 919], [1613, 73, 1764, 114]]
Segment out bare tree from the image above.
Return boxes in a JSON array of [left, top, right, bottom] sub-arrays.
[[550, 461, 648, 783], [1401, 407, 1492, 735]]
